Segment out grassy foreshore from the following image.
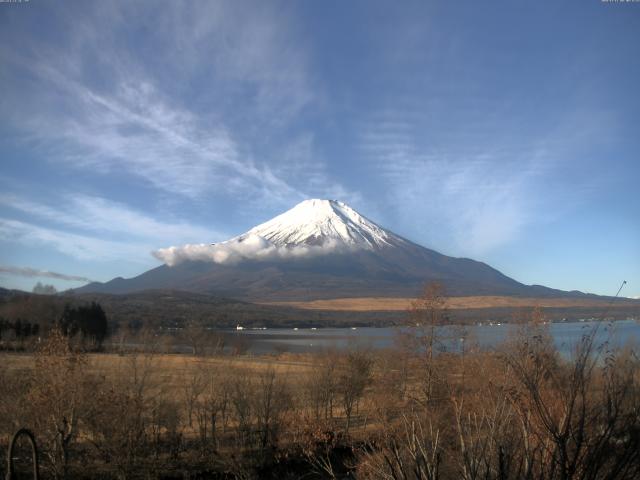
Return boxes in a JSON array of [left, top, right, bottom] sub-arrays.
[[2, 317, 639, 479]]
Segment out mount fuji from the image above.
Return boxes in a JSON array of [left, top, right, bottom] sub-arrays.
[[244, 199, 406, 249], [77, 199, 575, 300]]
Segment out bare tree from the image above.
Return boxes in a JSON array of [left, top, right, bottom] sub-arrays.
[[83, 351, 163, 479], [358, 411, 442, 480], [26, 328, 87, 479], [451, 393, 516, 480], [305, 349, 339, 422], [253, 367, 291, 449], [229, 368, 255, 448], [408, 281, 448, 402], [503, 309, 640, 480], [182, 319, 208, 355], [194, 360, 233, 449], [182, 361, 206, 428], [338, 350, 373, 435]]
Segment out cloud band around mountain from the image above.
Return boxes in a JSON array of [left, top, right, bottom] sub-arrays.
[[153, 234, 346, 267]]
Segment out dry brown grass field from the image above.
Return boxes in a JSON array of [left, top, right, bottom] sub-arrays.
[[260, 295, 632, 311], [1, 307, 639, 479], [2, 350, 276, 376], [0, 350, 316, 391]]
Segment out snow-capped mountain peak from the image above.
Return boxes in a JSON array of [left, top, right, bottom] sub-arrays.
[[242, 199, 402, 249], [153, 199, 406, 267]]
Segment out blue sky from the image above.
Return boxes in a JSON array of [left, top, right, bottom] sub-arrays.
[[0, 0, 638, 297]]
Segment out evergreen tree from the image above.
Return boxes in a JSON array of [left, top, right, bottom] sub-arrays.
[[59, 302, 108, 347], [14, 319, 23, 339]]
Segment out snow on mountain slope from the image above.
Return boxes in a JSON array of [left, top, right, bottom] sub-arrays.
[[242, 199, 405, 249], [154, 199, 407, 266]]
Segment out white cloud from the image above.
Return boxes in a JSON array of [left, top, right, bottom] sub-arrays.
[[153, 234, 347, 267]]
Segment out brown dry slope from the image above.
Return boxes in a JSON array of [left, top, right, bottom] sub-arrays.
[[261, 295, 640, 312]]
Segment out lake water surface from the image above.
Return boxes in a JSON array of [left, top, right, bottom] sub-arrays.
[[231, 319, 640, 356]]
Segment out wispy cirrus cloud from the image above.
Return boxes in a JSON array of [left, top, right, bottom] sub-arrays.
[[358, 106, 611, 256], [13, 63, 295, 201], [0, 266, 92, 283], [0, 1, 348, 207], [0, 193, 223, 257], [0, 218, 153, 263], [269, 134, 363, 207], [0, 194, 228, 243]]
